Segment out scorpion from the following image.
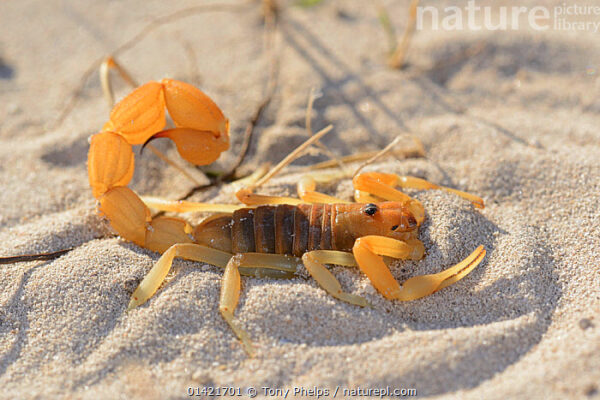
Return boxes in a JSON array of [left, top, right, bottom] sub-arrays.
[[88, 75, 486, 355]]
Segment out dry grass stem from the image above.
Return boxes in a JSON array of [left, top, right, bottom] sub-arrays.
[[353, 134, 425, 177], [388, 0, 419, 69], [251, 124, 334, 190], [306, 138, 425, 170]]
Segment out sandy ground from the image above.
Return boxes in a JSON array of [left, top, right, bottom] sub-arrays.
[[1, 0, 599, 398]]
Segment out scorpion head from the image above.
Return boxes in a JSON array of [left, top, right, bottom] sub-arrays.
[[359, 202, 418, 234], [333, 202, 419, 250]]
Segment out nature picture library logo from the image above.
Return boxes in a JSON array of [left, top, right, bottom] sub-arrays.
[[416, 1, 600, 33]]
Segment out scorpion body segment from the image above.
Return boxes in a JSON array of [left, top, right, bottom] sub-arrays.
[[198, 202, 421, 257]]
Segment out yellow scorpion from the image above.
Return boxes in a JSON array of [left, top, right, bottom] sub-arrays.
[[88, 77, 486, 355]]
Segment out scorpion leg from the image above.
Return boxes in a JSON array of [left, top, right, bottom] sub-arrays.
[[220, 253, 306, 356], [302, 250, 369, 307], [235, 173, 350, 206], [395, 175, 484, 208], [223, 253, 301, 276], [353, 190, 383, 204], [353, 236, 485, 301], [128, 247, 298, 311], [141, 196, 244, 213], [353, 172, 425, 225], [236, 188, 303, 206], [354, 172, 484, 209], [140, 163, 268, 213], [220, 255, 255, 356], [297, 176, 349, 204], [128, 243, 233, 310]]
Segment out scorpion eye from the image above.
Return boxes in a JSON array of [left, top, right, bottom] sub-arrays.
[[363, 203, 378, 216]]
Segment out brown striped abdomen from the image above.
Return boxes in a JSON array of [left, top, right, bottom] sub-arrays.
[[232, 204, 336, 256]]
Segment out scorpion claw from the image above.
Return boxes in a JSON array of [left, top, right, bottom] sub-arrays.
[[398, 245, 486, 300], [353, 237, 485, 301]]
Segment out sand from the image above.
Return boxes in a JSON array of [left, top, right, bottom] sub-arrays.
[[1, 0, 599, 398]]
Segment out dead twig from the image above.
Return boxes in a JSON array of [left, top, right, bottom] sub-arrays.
[[0, 248, 74, 265], [221, 0, 280, 178], [220, 95, 273, 182]]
